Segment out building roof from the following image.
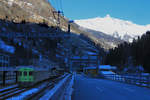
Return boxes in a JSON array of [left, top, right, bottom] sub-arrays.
[[83, 67, 97, 70], [83, 65, 117, 70], [99, 65, 117, 70]]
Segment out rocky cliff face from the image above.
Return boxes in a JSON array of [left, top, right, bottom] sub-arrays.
[[0, 0, 71, 31]]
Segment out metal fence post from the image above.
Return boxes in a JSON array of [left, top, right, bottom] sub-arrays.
[[148, 75, 150, 88], [140, 73, 142, 86], [121, 74, 123, 82], [3, 71, 6, 86], [15, 71, 18, 83], [149, 75, 150, 88]]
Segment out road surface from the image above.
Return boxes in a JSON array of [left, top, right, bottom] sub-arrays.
[[72, 74, 150, 100]]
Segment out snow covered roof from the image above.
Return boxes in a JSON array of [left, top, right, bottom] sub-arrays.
[[99, 65, 117, 70], [83, 65, 117, 70], [83, 67, 97, 70], [101, 71, 115, 74], [16, 65, 55, 71], [84, 51, 97, 55]]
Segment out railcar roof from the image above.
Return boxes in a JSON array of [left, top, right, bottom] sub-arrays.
[[17, 65, 56, 71], [18, 67, 34, 71]]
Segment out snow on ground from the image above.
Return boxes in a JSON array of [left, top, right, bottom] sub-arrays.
[[0, 39, 15, 53], [0, 84, 18, 91], [6, 88, 39, 100], [7, 83, 48, 100]]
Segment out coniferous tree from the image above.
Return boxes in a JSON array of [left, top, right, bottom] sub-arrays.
[[105, 31, 150, 73]]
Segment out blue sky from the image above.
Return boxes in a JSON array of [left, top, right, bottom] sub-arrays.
[[49, 0, 150, 25]]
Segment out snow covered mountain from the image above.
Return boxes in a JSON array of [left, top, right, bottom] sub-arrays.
[[75, 14, 150, 42]]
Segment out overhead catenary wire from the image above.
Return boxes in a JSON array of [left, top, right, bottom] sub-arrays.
[[59, 0, 64, 15], [49, 0, 65, 28], [51, 0, 64, 15], [51, 0, 58, 10]]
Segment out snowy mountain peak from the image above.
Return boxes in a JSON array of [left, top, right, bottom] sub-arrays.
[[106, 14, 110, 17], [75, 15, 150, 42], [106, 14, 112, 18]]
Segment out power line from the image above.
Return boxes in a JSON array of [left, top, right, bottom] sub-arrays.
[[49, 0, 65, 28], [51, 0, 58, 10], [50, 0, 64, 16], [59, 0, 63, 11], [59, 0, 64, 16]]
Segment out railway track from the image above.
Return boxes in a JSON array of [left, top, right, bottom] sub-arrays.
[[0, 74, 67, 100], [25, 74, 68, 100], [0, 86, 27, 99]]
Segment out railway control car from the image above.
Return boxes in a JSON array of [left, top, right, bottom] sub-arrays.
[[18, 66, 61, 87]]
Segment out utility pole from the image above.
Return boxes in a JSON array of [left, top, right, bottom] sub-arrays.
[[68, 20, 74, 33], [53, 10, 63, 29]]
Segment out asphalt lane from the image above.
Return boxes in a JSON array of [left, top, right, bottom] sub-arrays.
[[72, 74, 150, 100]]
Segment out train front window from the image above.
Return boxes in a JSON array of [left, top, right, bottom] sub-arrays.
[[29, 72, 33, 76], [24, 72, 27, 76]]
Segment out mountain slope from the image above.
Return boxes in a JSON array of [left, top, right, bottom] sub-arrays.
[[0, 0, 116, 52], [0, 0, 79, 32], [75, 14, 150, 42], [77, 26, 123, 49]]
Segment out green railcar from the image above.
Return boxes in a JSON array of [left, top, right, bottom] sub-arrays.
[[17, 66, 62, 87], [18, 68, 34, 86]]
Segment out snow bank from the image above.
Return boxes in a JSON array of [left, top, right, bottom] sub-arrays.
[[63, 73, 75, 100], [40, 74, 71, 100], [99, 65, 117, 70], [6, 83, 48, 100], [101, 71, 115, 74]]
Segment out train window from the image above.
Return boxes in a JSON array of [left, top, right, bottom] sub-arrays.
[[18, 72, 21, 76], [29, 72, 33, 76], [24, 72, 27, 76]]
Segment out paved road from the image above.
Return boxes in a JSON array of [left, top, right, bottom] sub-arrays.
[[72, 74, 150, 100]]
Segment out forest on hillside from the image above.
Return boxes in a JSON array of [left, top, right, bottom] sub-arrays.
[[105, 31, 150, 73]]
